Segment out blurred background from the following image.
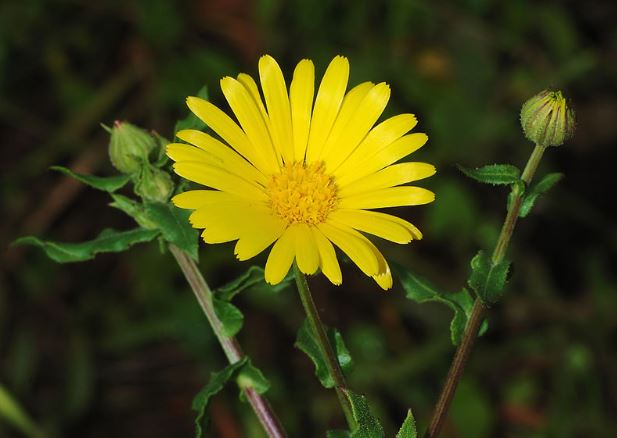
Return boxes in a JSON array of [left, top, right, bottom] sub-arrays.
[[1, 0, 616, 436]]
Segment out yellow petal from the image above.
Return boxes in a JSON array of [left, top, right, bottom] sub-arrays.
[[173, 161, 267, 201], [334, 113, 417, 178], [294, 224, 320, 275], [311, 226, 342, 285], [259, 55, 294, 164], [236, 73, 269, 122], [234, 213, 287, 260], [306, 56, 350, 162], [338, 162, 436, 196], [172, 190, 242, 209], [373, 266, 393, 290], [323, 82, 391, 171], [265, 228, 296, 284], [317, 222, 379, 276], [166, 142, 223, 166], [328, 209, 415, 243], [337, 133, 428, 187], [176, 129, 267, 186], [220, 77, 279, 172], [289, 59, 315, 162], [338, 186, 435, 209], [186, 96, 270, 174]]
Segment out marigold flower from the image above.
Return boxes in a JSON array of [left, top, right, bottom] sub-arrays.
[[520, 90, 575, 147], [167, 55, 435, 289]]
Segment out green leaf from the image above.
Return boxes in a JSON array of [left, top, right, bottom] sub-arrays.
[[396, 409, 418, 438], [236, 359, 271, 402], [142, 201, 199, 261], [457, 164, 521, 185], [468, 251, 510, 304], [295, 319, 353, 388], [0, 384, 44, 438], [394, 264, 484, 345], [51, 165, 131, 192], [212, 298, 244, 337], [14, 228, 160, 263], [342, 389, 385, 438], [175, 86, 209, 134], [192, 358, 247, 438], [216, 266, 267, 301], [519, 172, 563, 217]]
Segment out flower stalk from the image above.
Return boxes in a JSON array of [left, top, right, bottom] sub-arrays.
[[168, 244, 287, 438], [292, 263, 355, 429], [424, 144, 547, 438]]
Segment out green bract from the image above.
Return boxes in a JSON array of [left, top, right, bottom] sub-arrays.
[[109, 121, 157, 173], [520, 90, 575, 147]]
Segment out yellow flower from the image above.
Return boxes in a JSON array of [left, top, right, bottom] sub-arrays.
[[167, 55, 435, 289]]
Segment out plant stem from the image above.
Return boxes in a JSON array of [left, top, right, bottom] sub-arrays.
[[424, 144, 547, 438], [169, 245, 287, 438], [292, 263, 355, 429]]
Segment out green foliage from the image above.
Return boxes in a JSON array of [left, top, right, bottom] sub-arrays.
[[458, 164, 521, 185], [295, 319, 353, 388], [174, 85, 209, 134], [51, 165, 131, 192], [396, 409, 418, 438], [342, 389, 385, 438], [216, 266, 269, 301], [212, 299, 244, 337], [192, 357, 271, 437], [468, 251, 511, 304], [141, 202, 199, 260], [519, 172, 564, 217], [14, 228, 160, 263], [394, 264, 484, 345], [326, 430, 351, 438], [0, 384, 44, 438]]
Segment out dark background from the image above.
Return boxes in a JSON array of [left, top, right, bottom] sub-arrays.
[[1, 0, 616, 436]]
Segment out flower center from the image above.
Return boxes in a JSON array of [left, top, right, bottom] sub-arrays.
[[267, 161, 338, 225]]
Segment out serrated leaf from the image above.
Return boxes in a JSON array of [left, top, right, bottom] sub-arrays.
[[51, 166, 131, 192], [295, 319, 353, 388], [468, 251, 510, 304], [237, 359, 270, 402], [396, 409, 418, 438], [519, 173, 563, 217], [212, 298, 244, 337], [175, 86, 209, 134], [14, 228, 160, 263], [192, 358, 247, 438], [142, 202, 199, 260], [393, 263, 485, 345], [458, 164, 521, 185], [342, 389, 385, 438]]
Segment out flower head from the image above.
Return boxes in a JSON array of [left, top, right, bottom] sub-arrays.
[[520, 90, 575, 147], [109, 121, 157, 174], [167, 55, 435, 289]]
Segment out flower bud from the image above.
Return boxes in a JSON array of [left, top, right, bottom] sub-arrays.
[[134, 164, 174, 203], [109, 121, 157, 174], [520, 90, 575, 147]]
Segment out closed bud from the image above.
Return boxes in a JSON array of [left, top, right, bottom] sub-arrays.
[[520, 90, 575, 147], [109, 121, 156, 173], [134, 163, 174, 203]]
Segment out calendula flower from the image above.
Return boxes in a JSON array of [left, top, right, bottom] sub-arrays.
[[167, 55, 435, 289]]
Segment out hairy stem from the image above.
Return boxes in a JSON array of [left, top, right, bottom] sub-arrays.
[[169, 245, 287, 438], [292, 263, 355, 429], [424, 144, 547, 438]]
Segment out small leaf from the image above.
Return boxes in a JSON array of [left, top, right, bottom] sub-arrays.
[[237, 359, 270, 402], [468, 251, 510, 304], [394, 264, 484, 345], [142, 201, 199, 260], [14, 228, 160, 263], [175, 86, 209, 134], [457, 164, 521, 185], [51, 166, 131, 192], [342, 389, 385, 438], [396, 409, 418, 438], [295, 319, 353, 388], [519, 172, 563, 217], [192, 358, 247, 438], [216, 266, 268, 301], [212, 298, 244, 337]]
